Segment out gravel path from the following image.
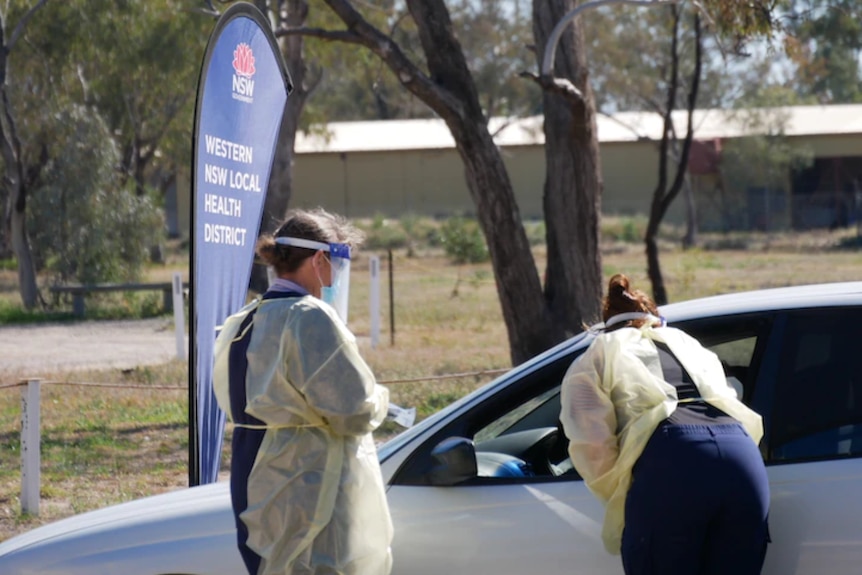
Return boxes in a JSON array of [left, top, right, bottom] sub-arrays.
[[0, 318, 188, 376]]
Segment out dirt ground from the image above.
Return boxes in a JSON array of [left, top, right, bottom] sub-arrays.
[[0, 318, 191, 543], [0, 318, 187, 377]]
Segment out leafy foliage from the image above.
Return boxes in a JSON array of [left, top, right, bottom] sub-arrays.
[[15, 0, 210, 195], [785, 0, 862, 103], [697, 0, 785, 45], [715, 90, 814, 230], [28, 105, 164, 284], [299, 0, 540, 122], [362, 214, 410, 250], [440, 216, 489, 264]]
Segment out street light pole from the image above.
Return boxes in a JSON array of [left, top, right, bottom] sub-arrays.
[[541, 0, 678, 76]]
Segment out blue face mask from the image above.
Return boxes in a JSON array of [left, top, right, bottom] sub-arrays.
[[321, 276, 340, 308]]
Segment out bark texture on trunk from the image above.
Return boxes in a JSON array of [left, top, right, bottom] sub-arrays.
[[0, 11, 42, 309], [533, 0, 603, 332], [251, 0, 313, 294]]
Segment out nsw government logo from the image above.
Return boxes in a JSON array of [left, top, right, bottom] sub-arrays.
[[231, 43, 256, 103]]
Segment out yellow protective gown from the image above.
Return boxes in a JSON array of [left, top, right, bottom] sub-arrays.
[[559, 323, 763, 555], [213, 295, 393, 575]]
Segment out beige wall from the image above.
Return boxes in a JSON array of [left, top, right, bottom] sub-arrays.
[[175, 131, 862, 237], [293, 149, 470, 218], [291, 140, 689, 223], [795, 134, 862, 157]]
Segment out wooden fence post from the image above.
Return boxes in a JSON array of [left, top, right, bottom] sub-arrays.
[[21, 378, 41, 516], [370, 255, 380, 348], [172, 272, 186, 360], [388, 249, 395, 346]]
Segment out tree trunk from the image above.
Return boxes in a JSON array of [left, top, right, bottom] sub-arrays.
[[533, 0, 603, 332], [9, 200, 39, 307], [265, 0, 311, 231], [410, 0, 564, 364], [0, 22, 40, 309], [645, 9, 701, 305], [251, 0, 313, 294], [450, 120, 561, 364], [0, 118, 40, 309]]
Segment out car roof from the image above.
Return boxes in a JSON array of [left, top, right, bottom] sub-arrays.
[[660, 281, 862, 323]]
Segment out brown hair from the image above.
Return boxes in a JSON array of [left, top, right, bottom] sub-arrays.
[[256, 207, 365, 275], [602, 274, 659, 330]]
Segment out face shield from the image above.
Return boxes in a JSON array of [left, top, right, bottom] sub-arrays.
[[275, 237, 352, 323]]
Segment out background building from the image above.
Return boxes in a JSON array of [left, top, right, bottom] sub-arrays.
[[173, 104, 862, 237]]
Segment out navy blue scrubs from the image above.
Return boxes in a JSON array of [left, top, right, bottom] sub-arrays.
[[620, 345, 770, 575], [226, 291, 302, 575]]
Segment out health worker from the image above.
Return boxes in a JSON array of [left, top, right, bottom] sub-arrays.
[[213, 208, 392, 575], [560, 274, 770, 575]]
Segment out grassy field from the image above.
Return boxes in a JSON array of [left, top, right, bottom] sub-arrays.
[[0, 221, 860, 542]]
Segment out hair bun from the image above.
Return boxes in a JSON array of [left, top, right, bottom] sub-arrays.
[[602, 273, 659, 325], [608, 274, 630, 295]]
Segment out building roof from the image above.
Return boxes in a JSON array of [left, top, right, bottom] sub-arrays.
[[294, 104, 862, 155]]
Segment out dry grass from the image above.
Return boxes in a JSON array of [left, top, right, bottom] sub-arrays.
[[0, 225, 860, 542]]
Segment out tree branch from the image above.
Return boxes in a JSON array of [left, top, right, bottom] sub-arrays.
[[664, 13, 702, 214], [649, 3, 681, 234], [8, 0, 48, 52], [321, 0, 465, 120], [519, 71, 585, 106], [273, 25, 359, 43]]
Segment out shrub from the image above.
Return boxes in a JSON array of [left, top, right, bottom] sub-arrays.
[[363, 214, 409, 251], [440, 216, 489, 264], [28, 105, 164, 285]]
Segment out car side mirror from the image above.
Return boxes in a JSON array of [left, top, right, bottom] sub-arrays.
[[426, 436, 478, 486]]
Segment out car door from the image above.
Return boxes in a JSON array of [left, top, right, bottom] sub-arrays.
[[385, 353, 622, 575], [683, 306, 862, 575], [752, 307, 862, 575]]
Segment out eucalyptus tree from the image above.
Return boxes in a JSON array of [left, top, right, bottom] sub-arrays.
[[644, 5, 701, 305], [715, 86, 814, 232], [28, 106, 165, 285], [785, 0, 862, 103], [586, 2, 706, 304], [579, 0, 791, 304], [530, 0, 605, 332], [0, 0, 49, 309], [300, 0, 566, 364], [62, 0, 210, 197], [217, 0, 787, 364], [1, 0, 207, 306]]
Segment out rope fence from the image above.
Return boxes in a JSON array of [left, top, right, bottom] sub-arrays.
[[1, 364, 510, 517], [0, 380, 186, 391], [0, 366, 509, 392]]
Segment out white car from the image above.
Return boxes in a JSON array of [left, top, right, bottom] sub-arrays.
[[2, 281, 862, 575]]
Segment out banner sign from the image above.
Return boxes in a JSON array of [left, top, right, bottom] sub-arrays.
[[190, 2, 292, 486]]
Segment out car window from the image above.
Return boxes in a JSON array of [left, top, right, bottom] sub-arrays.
[[473, 387, 559, 443], [770, 308, 862, 462], [390, 352, 580, 486], [674, 314, 773, 406]]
